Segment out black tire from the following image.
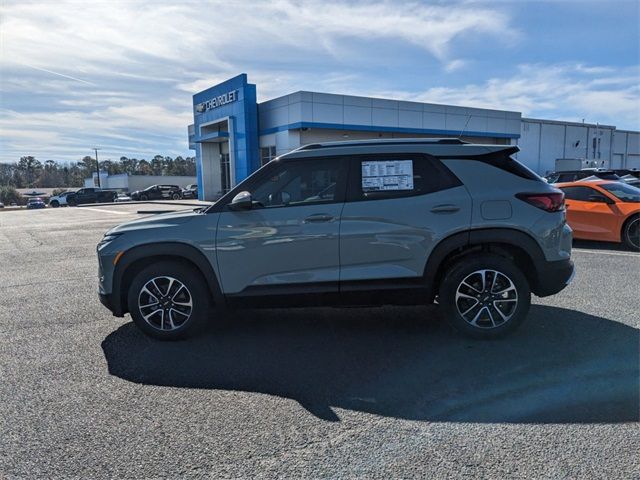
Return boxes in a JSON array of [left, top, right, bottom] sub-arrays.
[[622, 215, 640, 251], [140, 194, 148, 201], [439, 253, 531, 339], [50, 200, 59, 208], [172, 193, 181, 200], [127, 261, 212, 340]]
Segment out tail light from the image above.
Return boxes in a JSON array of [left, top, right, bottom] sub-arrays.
[[516, 192, 565, 212]]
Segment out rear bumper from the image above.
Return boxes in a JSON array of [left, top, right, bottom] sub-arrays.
[[532, 259, 575, 297]]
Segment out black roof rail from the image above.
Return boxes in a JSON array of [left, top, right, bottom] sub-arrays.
[[295, 138, 470, 151]]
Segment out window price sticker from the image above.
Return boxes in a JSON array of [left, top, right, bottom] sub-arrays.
[[361, 160, 414, 191]]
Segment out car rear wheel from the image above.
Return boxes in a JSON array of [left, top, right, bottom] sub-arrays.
[[439, 254, 531, 339], [172, 193, 181, 200], [622, 215, 640, 251], [50, 200, 59, 208], [127, 261, 211, 340]]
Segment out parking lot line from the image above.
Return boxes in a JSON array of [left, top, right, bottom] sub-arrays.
[[79, 207, 137, 215], [573, 248, 639, 257]]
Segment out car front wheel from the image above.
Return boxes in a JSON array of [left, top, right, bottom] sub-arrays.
[[50, 200, 59, 208], [172, 193, 181, 200], [127, 261, 211, 340], [622, 215, 639, 251], [439, 254, 531, 339]]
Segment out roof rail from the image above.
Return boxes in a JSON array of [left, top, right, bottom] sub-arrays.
[[295, 138, 469, 151]]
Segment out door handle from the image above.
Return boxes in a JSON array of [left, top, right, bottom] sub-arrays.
[[430, 204, 460, 214], [304, 214, 334, 223]]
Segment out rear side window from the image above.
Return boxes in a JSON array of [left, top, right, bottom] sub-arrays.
[[348, 153, 462, 201], [440, 148, 541, 181], [485, 154, 541, 181]]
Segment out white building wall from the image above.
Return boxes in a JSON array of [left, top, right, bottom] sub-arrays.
[[254, 91, 639, 174], [259, 91, 521, 143], [87, 174, 197, 192], [519, 118, 620, 174]]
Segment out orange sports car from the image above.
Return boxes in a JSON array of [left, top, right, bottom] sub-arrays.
[[555, 180, 639, 250]]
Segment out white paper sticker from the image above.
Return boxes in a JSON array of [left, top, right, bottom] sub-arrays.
[[361, 160, 414, 191]]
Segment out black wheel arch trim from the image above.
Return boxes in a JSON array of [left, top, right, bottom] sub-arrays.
[[423, 227, 549, 299], [111, 242, 223, 316]]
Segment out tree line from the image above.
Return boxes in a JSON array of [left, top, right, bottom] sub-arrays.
[[0, 155, 197, 189]]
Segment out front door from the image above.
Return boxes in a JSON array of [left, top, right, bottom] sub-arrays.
[[216, 156, 347, 296], [561, 185, 620, 240]]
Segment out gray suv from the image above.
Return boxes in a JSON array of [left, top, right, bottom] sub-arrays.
[[97, 139, 574, 339]]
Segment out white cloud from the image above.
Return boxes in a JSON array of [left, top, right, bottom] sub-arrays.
[[405, 64, 640, 126]]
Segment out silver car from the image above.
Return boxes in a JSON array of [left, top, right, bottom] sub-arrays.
[[97, 139, 574, 340]]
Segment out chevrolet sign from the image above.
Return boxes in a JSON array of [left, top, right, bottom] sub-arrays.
[[195, 90, 238, 114]]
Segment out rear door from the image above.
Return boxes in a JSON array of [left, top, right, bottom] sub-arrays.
[[216, 156, 348, 296], [339, 153, 471, 286]]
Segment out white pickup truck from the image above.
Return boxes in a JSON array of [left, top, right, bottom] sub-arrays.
[[48, 191, 75, 208]]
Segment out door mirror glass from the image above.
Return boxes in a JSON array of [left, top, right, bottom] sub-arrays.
[[229, 191, 253, 210]]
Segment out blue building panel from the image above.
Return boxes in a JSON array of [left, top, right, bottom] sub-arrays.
[[192, 74, 258, 199]]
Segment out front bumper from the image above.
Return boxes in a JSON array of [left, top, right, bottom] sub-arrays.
[[533, 259, 575, 297], [99, 291, 124, 317]]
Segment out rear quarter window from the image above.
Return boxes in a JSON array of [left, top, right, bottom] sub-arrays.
[[347, 153, 462, 202]]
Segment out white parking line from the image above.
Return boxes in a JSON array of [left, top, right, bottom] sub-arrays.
[[80, 207, 137, 215], [573, 248, 640, 257]]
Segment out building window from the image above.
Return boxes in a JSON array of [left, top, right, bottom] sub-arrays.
[[260, 146, 276, 166], [220, 153, 231, 194]]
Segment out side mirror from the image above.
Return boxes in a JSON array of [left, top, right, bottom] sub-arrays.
[[229, 191, 253, 210]]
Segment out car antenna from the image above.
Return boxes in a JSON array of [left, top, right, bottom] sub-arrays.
[[458, 115, 472, 139]]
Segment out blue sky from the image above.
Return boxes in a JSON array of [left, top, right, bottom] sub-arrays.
[[0, 0, 638, 163]]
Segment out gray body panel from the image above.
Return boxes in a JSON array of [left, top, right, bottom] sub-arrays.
[[339, 186, 472, 281], [99, 210, 217, 295], [216, 204, 343, 294], [442, 159, 571, 262]]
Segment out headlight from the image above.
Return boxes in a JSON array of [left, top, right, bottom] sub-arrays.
[[98, 233, 121, 249]]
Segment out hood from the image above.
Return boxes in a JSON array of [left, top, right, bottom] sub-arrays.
[[107, 209, 200, 234]]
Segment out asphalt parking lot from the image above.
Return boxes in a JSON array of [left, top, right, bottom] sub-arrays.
[[1, 204, 638, 478]]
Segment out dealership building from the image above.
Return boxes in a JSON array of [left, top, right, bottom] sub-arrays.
[[188, 74, 640, 201]]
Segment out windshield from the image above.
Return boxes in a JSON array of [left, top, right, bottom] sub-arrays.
[[600, 182, 640, 202]]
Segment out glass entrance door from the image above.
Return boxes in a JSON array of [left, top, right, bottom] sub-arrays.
[[220, 153, 231, 194]]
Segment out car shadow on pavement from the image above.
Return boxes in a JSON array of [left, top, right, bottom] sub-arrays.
[[573, 239, 637, 252], [102, 305, 639, 424]]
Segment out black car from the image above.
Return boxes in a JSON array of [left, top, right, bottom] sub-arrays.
[[545, 169, 620, 184], [130, 184, 182, 201], [67, 188, 118, 205], [26, 197, 46, 209], [181, 184, 198, 199]]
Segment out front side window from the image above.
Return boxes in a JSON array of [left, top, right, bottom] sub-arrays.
[[560, 186, 604, 202], [251, 158, 343, 208]]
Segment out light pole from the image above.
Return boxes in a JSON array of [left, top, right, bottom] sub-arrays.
[[93, 147, 101, 188]]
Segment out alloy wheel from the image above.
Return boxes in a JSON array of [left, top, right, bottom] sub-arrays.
[[455, 269, 518, 329], [626, 217, 640, 250], [138, 276, 193, 331]]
